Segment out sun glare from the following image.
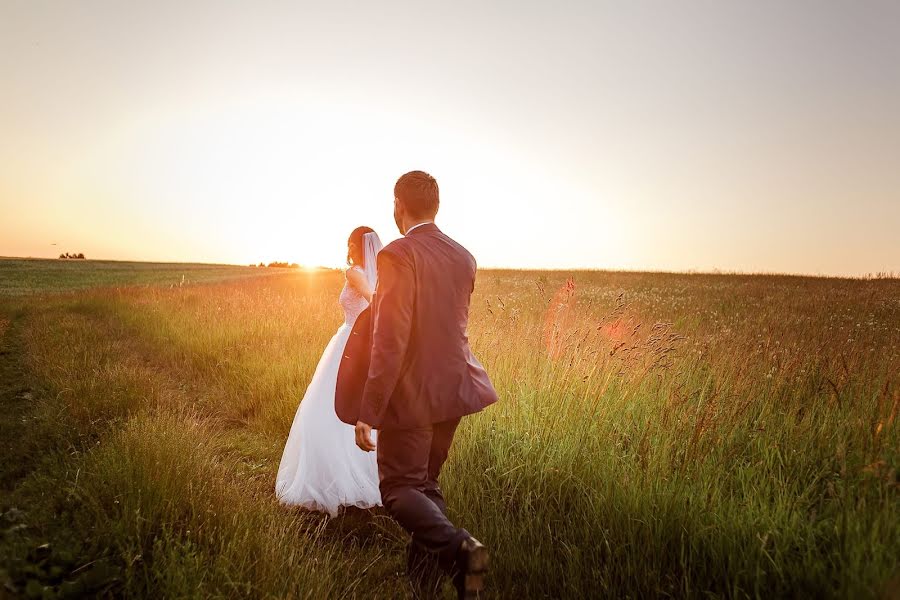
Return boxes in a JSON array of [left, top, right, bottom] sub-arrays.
[[76, 97, 460, 266], [49, 88, 634, 269]]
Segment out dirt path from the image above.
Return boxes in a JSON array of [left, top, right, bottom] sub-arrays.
[[0, 306, 34, 493], [0, 305, 53, 598]]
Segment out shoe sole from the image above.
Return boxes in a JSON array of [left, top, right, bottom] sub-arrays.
[[462, 542, 489, 598]]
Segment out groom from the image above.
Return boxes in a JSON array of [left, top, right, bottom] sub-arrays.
[[351, 171, 498, 598]]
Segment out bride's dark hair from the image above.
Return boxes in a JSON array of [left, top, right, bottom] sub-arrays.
[[347, 226, 375, 267]]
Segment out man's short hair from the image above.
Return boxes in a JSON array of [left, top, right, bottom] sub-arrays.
[[394, 171, 439, 219]]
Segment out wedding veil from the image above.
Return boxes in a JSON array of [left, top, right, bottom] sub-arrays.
[[362, 232, 383, 289]]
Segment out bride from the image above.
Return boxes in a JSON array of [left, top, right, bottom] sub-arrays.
[[275, 226, 383, 515]]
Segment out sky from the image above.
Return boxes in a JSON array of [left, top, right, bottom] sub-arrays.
[[1, 0, 898, 276]]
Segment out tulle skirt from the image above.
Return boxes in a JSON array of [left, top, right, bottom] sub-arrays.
[[275, 323, 381, 515]]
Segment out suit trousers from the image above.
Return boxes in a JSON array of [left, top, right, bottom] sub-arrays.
[[377, 418, 468, 571]]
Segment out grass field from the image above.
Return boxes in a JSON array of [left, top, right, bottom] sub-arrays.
[[0, 258, 897, 598], [0, 258, 288, 296]]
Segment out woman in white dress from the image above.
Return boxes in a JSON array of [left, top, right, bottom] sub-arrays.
[[275, 227, 383, 515]]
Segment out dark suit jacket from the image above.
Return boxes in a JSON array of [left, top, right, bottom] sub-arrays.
[[335, 223, 498, 429]]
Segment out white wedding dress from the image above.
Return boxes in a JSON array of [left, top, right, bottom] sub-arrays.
[[275, 263, 382, 515]]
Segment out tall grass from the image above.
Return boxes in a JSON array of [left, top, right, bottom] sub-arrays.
[[1, 269, 897, 598]]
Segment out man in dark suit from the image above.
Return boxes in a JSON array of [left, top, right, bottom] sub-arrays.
[[354, 171, 498, 598]]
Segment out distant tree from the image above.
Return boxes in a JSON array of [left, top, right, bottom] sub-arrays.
[[59, 253, 66, 259], [76, 253, 85, 259], [258, 262, 265, 268]]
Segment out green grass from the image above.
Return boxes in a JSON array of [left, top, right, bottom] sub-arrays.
[[0, 265, 897, 598], [0, 257, 289, 295]]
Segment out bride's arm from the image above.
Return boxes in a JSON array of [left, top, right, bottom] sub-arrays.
[[346, 267, 373, 302]]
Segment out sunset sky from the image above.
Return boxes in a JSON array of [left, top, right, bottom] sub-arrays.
[[2, 1, 898, 275]]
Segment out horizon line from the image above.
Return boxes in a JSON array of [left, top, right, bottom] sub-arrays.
[[2, 255, 897, 282]]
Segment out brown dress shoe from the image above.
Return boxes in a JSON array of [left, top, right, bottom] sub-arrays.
[[452, 536, 489, 599]]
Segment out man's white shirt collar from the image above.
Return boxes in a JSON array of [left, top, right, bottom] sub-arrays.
[[405, 222, 433, 236]]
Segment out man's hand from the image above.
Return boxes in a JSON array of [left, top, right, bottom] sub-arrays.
[[355, 421, 376, 452]]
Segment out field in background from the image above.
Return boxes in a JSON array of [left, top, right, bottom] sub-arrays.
[[0, 257, 293, 295], [0, 263, 898, 598]]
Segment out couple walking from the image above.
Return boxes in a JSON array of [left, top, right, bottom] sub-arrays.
[[275, 170, 498, 598]]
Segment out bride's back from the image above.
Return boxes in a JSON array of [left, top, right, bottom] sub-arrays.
[[340, 266, 369, 326]]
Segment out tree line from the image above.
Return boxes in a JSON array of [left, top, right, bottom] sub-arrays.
[[253, 262, 300, 268]]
